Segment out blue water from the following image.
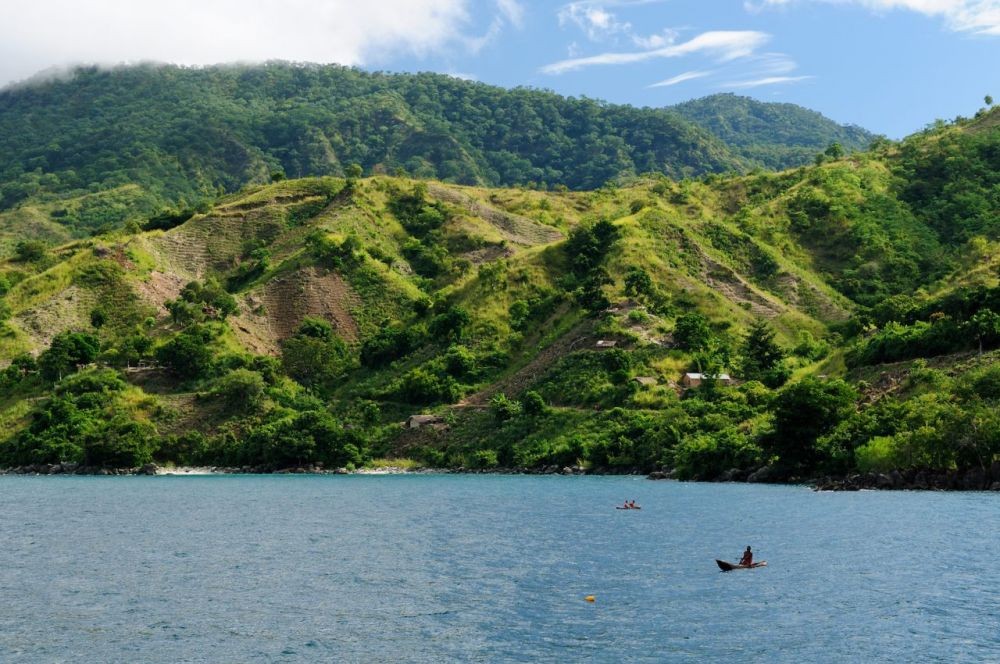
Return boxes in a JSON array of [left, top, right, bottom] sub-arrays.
[[0, 476, 998, 663]]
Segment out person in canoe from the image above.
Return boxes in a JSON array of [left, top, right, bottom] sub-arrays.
[[739, 546, 753, 566], [629, 500, 638, 509]]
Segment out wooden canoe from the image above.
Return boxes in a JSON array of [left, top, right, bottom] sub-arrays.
[[716, 559, 767, 571]]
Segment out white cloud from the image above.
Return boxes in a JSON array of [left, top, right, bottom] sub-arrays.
[[632, 29, 681, 49], [748, 0, 1000, 35], [0, 0, 478, 87], [648, 70, 714, 87], [752, 53, 799, 74], [496, 0, 526, 29], [558, 2, 633, 40], [722, 74, 814, 88], [541, 30, 770, 74]]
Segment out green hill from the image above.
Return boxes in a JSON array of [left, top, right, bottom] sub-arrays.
[[0, 97, 997, 486], [672, 93, 877, 170], [0, 63, 745, 223], [0, 64, 884, 248]]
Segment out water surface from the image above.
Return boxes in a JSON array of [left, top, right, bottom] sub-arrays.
[[1, 475, 997, 662]]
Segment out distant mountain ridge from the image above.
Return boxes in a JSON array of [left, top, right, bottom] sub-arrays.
[[0, 64, 873, 227], [672, 93, 877, 170]]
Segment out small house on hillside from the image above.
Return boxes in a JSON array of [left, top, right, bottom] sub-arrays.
[[405, 414, 445, 429], [632, 376, 658, 387], [595, 340, 617, 349], [681, 372, 732, 388]]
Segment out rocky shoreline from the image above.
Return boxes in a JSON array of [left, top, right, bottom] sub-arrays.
[[3, 461, 1000, 491], [0, 462, 630, 477], [647, 463, 1000, 491]]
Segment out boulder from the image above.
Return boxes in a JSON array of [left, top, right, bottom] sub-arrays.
[[747, 465, 781, 484], [647, 471, 667, 480], [138, 463, 158, 476], [888, 470, 904, 489], [963, 468, 986, 490]]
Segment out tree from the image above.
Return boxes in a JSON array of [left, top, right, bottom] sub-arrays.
[[986, 95, 994, 107], [824, 142, 844, 159], [575, 269, 613, 313], [177, 278, 237, 319], [763, 378, 857, 467], [674, 313, 713, 352], [281, 319, 353, 389], [39, 332, 101, 381], [623, 267, 653, 299], [156, 327, 214, 379], [564, 220, 620, 277], [967, 310, 1000, 354], [738, 320, 787, 385]]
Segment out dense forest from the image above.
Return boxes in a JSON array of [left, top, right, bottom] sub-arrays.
[[0, 67, 997, 487], [0, 64, 874, 246], [671, 93, 875, 170]]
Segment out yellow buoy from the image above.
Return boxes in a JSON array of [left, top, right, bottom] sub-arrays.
[[584, 595, 596, 602]]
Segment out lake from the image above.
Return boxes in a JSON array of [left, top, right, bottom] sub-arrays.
[[0, 475, 997, 662]]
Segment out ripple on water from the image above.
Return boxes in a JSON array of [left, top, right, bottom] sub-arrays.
[[0, 476, 997, 662]]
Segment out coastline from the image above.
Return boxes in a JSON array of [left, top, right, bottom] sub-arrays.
[[3, 461, 1000, 491]]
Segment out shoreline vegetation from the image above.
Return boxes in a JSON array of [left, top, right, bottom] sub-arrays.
[[4, 461, 1000, 492]]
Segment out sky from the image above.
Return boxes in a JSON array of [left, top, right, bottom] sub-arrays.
[[2, 0, 999, 137]]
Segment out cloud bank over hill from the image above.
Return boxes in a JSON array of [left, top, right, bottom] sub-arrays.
[[0, 0, 508, 87]]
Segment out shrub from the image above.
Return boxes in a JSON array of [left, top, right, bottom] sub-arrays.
[[522, 390, 548, 417], [490, 393, 522, 424], [396, 367, 462, 405], [361, 325, 424, 367], [211, 369, 266, 411], [13, 240, 48, 263], [854, 436, 899, 473]]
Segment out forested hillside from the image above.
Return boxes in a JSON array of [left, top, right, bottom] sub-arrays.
[[0, 63, 876, 252], [672, 93, 876, 170], [0, 79, 997, 486]]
